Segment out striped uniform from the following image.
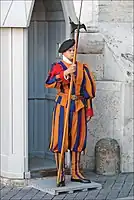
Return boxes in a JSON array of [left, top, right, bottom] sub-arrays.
[[45, 60, 96, 153]]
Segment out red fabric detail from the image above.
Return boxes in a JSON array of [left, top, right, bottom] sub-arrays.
[[50, 63, 62, 78], [59, 71, 65, 80], [50, 63, 69, 83], [86, 108, 94, 117]]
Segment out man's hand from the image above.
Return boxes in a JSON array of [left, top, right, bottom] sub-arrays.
[[64, 64, 76, 76]]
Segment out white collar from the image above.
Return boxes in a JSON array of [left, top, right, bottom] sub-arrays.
[[62, 55, 72, 64]]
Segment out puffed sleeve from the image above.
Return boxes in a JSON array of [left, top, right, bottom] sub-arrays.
[[83, 64, 96, 117], [45, 63, 69, 88]]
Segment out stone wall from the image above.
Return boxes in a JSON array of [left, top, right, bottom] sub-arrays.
[[73, 0, 99, 30], [81, 81, 134, 173], [77, 29, 133, 173], [99, 0, 133, 22]]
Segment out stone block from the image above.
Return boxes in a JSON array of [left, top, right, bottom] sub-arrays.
[[83, 81, 123, 170], [78, 54, 104, 80], [95, 138, 120, 175], [78, 32, 104, 54]]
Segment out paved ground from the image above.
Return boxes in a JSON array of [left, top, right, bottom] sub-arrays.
[[0, 172, 133, 200]]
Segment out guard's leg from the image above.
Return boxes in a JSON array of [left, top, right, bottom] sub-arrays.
[[55, 152, 65, 187], [71, 151, 91, 183]]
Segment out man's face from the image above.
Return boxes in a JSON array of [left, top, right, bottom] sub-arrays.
[[63, 45, 75, 61]]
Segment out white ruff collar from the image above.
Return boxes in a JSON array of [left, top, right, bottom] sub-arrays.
[[63, 55, 72, 64]]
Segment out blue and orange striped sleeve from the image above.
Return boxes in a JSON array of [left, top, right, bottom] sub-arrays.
[[83, 64, 96, 117], [45, 63, 69, 88]]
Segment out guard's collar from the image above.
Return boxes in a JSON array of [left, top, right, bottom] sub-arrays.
[[63, 55, 72, 64]]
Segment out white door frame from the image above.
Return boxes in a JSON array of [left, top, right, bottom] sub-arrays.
[[23, 28, 29, 178]]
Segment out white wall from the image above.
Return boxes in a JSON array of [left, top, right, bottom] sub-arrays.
[[0, 28, 28, 178]]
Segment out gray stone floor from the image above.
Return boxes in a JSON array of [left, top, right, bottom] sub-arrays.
[[0, 172, 133, 200]]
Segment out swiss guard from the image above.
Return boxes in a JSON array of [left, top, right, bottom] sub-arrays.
[[45, 38, 96, 187]]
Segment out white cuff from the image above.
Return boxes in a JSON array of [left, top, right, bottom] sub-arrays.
[[64, 73, 69, 80]]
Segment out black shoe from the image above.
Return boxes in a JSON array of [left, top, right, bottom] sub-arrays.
[[71, 177, 91, 183], [57, 181, 65, 187]]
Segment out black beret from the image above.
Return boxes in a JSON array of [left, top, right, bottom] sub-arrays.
[[58, 39, 75, 53]]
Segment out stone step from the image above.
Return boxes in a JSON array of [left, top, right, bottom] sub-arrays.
[[29, 175, 102, 195]]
